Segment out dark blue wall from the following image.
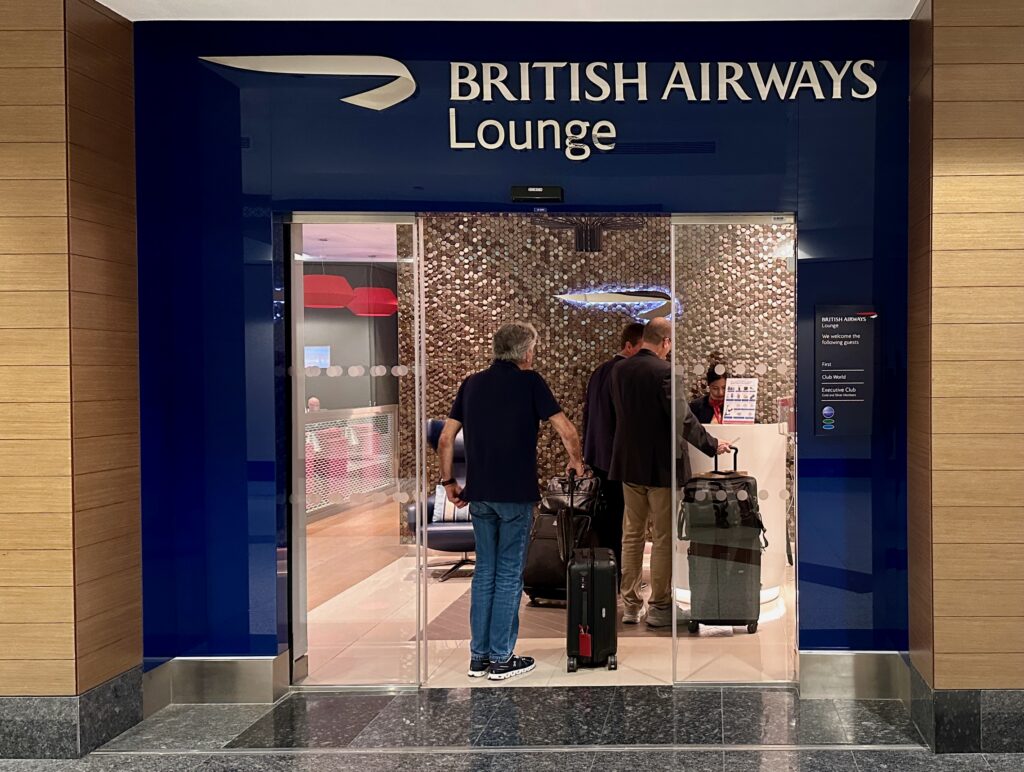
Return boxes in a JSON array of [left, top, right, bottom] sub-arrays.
[[135, 20, 909, 660]]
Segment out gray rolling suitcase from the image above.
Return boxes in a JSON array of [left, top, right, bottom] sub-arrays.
[[685, 535, 762, 634]]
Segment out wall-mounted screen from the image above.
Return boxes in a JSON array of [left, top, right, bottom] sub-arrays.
[[304, 345, 331, 368]]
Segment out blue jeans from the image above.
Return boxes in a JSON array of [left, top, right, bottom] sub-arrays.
[[468, 500, 534, 663]]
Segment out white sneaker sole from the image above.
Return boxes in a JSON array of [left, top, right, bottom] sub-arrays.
[[487, 662, 536, 681], [467, 669, 489, 678]]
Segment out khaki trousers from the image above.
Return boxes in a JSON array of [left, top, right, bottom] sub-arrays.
[[620, 483, 674, 611]]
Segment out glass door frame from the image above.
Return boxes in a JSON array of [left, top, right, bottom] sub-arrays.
[[286, 212, 428, 688], [669, 212, 799, 686]]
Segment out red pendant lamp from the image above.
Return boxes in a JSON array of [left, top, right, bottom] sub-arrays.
[[304, 275, 355, 308], [348, 287, 399, 317]]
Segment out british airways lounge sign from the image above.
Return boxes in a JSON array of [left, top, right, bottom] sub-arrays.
[[448, 60, 878, 160], [203, 56, 879, 163]]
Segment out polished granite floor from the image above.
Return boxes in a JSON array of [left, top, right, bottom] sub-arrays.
[[3, 688, 1023, 770]]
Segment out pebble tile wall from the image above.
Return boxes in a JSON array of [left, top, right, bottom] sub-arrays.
[[397, 215, 795, 539]]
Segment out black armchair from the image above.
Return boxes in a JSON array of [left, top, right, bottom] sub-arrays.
[[406, 419, 475, 581]]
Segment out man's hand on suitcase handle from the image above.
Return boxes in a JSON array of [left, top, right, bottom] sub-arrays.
[[716, 440, 733, 455]]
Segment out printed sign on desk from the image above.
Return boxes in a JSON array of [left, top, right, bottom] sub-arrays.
[[815, 306, 877, 436], [723, 377, 758, 424]]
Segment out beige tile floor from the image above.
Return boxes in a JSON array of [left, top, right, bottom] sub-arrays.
[[301, 545, 798, 687]]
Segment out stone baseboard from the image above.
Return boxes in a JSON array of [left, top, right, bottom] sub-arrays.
[[909, 661, 1024, 753], [0, 668, 142, 759]]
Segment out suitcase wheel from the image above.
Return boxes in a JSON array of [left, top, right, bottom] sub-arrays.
[[608, 655, 617, 671], [747, 622, 758, 634], [567, 656, 578, 673], [687, 620, 700, 634]]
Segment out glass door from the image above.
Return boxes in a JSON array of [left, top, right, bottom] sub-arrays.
[[289, 213, 427, 686], [670, 214, 798, 684]]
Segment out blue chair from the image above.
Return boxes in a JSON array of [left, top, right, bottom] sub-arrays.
[[406, 419, 475, 581]]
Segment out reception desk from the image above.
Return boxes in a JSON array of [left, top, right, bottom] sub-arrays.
[[675, 422, 790, 608]]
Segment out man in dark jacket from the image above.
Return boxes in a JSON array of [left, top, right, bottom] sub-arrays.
[[609, 317, 730, 627], [582, 322, 644, 574]]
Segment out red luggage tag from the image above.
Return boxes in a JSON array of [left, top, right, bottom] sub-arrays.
[[578, 625, 592, 657]]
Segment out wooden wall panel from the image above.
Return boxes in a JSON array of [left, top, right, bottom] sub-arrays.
[[0, 69, 65, 105], [933, 398, 1024, 433], [0, 439, 71, 476], [0, 292, 69, 329], [0, 144, 66, 179], [934, 102, 1024, 138], [0, 585, 73, 623], [934, 27, 1024, 64], [0, 0, 69, 698], [70, 254, 136, 298], [0, 179, 67, 215], [71, 365, 138, 402], [933, 213, 1024, 250], [934, 64, 1024, 101], [0, 366, 69, 402], [0, 217, 68, 253], [934, 139, 1024, 176], [0, 403, 71, 439], [76, 632, 138, 693], [73, 500, 137, 548], [0, 623, 74, 658], [0, 107, 65, 143], [0, 0, 64, 29], [0, 329, 69, 365], [0, 512, 72, 550], [934, 542, 1024, 579], [933, 250, 1024, 286], [935, 654, 1024, 690], [937, 617, 1024, 652], [934, 507, 1024, 543], [71, 400, 137, 439], [0, 549, 72, 585], [0, 660, 75, 696], [936, 580, 1024, 616], [934, 0, 1024, 27], [933, 175, 1024, 212], [0, 477, 71, 514], [934, 434, 1024, 470], [73, 467, 139, 514], [0, 32, 64, 68], [72, 433, 138, 475]]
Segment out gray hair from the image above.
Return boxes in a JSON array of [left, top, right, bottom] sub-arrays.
[[493, 321, 538, 362]]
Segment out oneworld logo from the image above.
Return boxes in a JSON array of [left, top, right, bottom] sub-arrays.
[[200, 55, 416, 110]]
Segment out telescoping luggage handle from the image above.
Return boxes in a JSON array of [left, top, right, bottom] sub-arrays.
[[555, 469, 577, 565], [712, 447, 740, 474]]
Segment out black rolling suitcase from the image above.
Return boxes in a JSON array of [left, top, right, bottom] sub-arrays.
[[678, 449, 767, 635], [566, 546, 618, 671], [522, 472, 599, 603]]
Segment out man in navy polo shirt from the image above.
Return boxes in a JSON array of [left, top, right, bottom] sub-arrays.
[[438, 321, 584, 681]]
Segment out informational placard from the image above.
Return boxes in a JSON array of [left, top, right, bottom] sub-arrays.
[[815, 306, 876, 436], [723, 377, 758, 424]]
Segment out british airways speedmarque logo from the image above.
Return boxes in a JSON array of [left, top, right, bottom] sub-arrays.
[[200, 55, 417, 110]]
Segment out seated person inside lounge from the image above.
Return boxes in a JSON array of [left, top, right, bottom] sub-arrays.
[[690, 366, 728, 424]]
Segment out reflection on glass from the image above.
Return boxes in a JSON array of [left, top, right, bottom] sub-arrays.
[[296, 221, 421, 686], [671, 219, 798, 684]]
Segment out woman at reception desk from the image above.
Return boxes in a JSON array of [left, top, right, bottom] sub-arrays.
[[689, 366, 727, 425]]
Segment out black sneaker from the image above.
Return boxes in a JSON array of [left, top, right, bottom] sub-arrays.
[[487, 654, 536, 681], [467, 657, 490, 678]]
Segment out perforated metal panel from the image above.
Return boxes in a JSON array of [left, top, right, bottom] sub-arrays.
[[304, 408, 396, 514]]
